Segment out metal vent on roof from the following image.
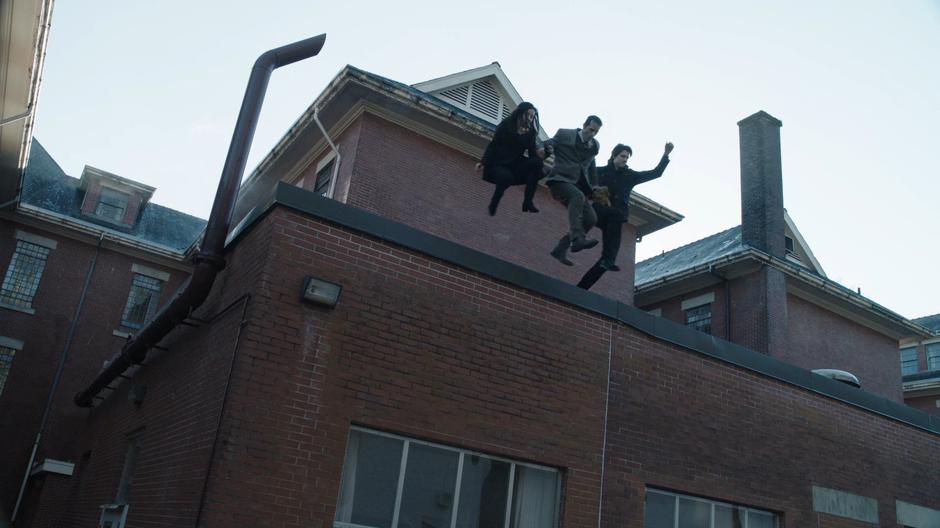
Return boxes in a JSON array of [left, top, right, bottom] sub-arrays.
[[469, 80, 501, 121], [437, 85, 469, 106]]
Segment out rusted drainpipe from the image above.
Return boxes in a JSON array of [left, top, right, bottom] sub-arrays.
[[74, 33, 326, 408]]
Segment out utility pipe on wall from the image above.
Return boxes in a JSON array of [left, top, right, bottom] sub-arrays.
[[74, 33, 327, 408]]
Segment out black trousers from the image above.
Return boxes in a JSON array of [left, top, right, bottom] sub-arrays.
[[593, 203, 626, 262], [577, 204, 626, 290], [483, 157, 544, 204]]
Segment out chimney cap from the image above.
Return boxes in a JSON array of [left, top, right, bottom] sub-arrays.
[[737, 110, 782, 127]]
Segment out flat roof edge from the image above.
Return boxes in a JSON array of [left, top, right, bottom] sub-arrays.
[[245, 183, 940, 436]]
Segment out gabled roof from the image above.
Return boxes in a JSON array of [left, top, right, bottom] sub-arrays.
[[236, 64, 678, 238], [412, 62, 548, 140], [784, 211, 825, 276], [635, 226, 744, 287], [19, 139, 206, 253]]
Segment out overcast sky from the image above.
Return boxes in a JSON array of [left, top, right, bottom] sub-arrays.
[[32, 0, 940, 319]]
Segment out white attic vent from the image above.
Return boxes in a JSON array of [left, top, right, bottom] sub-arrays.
[[428, 77, 515, 125]]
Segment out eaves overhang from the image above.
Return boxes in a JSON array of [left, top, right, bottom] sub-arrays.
[[903, 371, 940, 398], [9, 203, 193, 268], [232, 65, 682, 238], [232, 65, 497, 228], [630, 190, 684, 238], [635, 248, 930, 340], [0, 0, 54, 208]]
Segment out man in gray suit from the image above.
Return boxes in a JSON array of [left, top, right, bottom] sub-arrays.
[[545, 115, 603, 265]]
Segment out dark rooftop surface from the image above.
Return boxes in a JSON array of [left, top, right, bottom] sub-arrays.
[[635, 226, 744, 287], [21, 140, 206, 252], [913, 314, 940, 333]]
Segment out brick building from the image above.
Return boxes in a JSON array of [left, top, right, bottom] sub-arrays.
[[3, 58, 940, 528], [900, 315, 940, 415], [0, 141, 205, 525]]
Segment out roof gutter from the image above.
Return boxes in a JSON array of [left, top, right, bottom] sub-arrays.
[[637, 248, 931, 339], [74, 34, 327, 408]]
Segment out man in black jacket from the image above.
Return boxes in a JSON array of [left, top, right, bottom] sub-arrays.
[[577, 142, 674, 290]]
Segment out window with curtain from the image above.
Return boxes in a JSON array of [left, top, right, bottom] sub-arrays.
[[335, 428, 560, 528], [645, 488, 777, 528]]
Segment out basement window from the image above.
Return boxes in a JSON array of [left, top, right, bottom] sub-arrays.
[[645, 488, 778, 528], [335, 428, 560, 528]]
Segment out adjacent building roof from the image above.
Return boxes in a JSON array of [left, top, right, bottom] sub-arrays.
[[913, 314, 940, 333], [20, 139, 206, 252], [635, 226, 744, 287]]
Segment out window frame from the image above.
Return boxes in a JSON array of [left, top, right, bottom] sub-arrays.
[[926, 343, 940, 372], [0, 343, 20, 397], [900, 346, 919, 375], [120, 273, 164, 329], [335, 426, 561, 528], [645, 488, 778, 528], [95, 186, 130, 223], [1, 238, 53, 311]]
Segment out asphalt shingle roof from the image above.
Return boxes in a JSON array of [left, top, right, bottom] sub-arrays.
[[21, 139, 206, 252], [635, 226, 745, 287]]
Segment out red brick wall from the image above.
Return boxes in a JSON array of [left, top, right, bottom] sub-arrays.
[[36, 206, 940, 527], [0, 221, 190, 521], [787, 294, 903, 402], [341, 113, 637, 304], [905, 394, 940, 416]]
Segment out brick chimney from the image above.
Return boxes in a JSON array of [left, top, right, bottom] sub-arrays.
[[738, 111, 785, 259], [734, 111, 788, 356]]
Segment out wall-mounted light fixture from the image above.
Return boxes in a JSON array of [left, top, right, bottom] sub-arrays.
[[301, 276, 342, 307]]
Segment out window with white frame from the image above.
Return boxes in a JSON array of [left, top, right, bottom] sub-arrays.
[[927, 343, 940, 371], [121, 274, 164, 328], [314, 159, 335, 196], [1, 240, 51, 309], [645, 488, 777, 528], [335, 428, 560, 528], [95, 187, 130, 223], [900, 346, 919, 375], [0, 345, 16, 397]]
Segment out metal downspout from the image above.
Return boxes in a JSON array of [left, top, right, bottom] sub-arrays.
[[708, 264, 732, 340], [73, 33, 326, 408], [312, 105, 341, 198], [11, 233, 104, 522]]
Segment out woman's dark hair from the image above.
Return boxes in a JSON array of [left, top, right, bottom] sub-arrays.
[[496, 101, 539, 137], [609, 143, 633, 164]]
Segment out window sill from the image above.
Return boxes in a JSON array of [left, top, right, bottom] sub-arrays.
[[112, 330, 132, 339], [0, 302, 36, 315]]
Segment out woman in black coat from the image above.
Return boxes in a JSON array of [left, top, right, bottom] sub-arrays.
[[475, 102, 545, 216]]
